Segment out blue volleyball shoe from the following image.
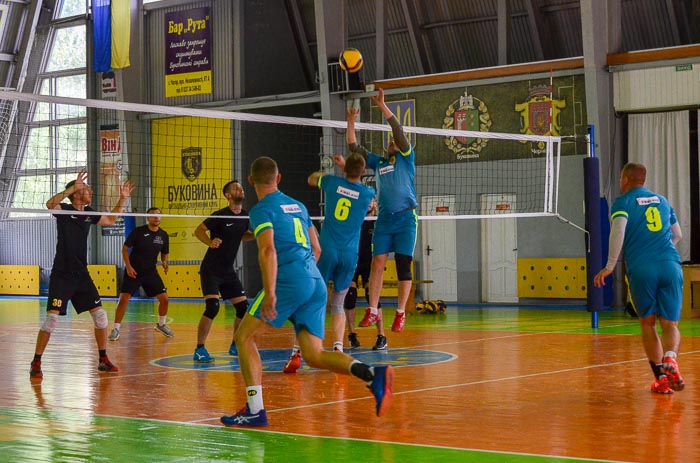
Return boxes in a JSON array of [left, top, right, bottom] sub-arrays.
[[368, 365, 394, 417], [221, 404, 269, 427]]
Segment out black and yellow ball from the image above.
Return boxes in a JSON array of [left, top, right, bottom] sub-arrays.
[[339, 48, 363, 73]]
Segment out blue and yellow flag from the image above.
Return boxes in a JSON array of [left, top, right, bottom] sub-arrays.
[[93, 0, 130, 72]]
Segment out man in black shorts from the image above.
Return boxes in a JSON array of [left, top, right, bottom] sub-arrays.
[[30, 170, 135, 379], [108, 207, 171, 341], [193, 180, 254, 362], [344, 199, 381, 349]]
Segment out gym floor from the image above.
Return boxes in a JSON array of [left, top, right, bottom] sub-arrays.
[[1, 297, 699, 462]]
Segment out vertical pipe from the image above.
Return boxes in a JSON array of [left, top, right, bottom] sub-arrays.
[[584, 125, 602, 328]]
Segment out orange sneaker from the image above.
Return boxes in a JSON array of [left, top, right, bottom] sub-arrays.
[[358, 308, 381, 327], [662, 356, 685, 391], [283, 351, 301, 373], [651, 375, 674, 394], [391, 311, 406, 332]]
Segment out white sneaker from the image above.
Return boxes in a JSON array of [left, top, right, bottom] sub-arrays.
[[108, 327, 120, 341], [155, 324, 174, 337]]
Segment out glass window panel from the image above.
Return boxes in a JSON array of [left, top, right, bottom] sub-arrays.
[[46, 26, 86, 71], [33, 80, 51, 122], [21, 127, 51, 170], [56, 75, 86, 118], [56, 124, 87, 168], [56, 0, 86, 18], [10, 173, 76, 217]]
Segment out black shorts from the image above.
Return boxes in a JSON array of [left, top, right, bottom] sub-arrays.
[[47, 270, 101, 315], [352, 260, 371, 287], [200, 268, 246, 300], [120, 268, 166, 297]]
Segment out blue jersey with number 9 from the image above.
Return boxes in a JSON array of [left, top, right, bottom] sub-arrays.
[[611, 186, 680, 271], [249, 190, 322, 281]]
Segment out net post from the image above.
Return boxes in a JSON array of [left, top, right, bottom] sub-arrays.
[[584, 125, 602, 328]]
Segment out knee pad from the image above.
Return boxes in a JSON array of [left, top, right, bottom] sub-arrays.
[[331, 289, 348, 314], [203, 298, 220, 319], [344, 287, 358, 310], [41, 313, 59, 333], [91, 308, 108, 329], [395, 254, 413, 281], [233, 299, 249, 319]]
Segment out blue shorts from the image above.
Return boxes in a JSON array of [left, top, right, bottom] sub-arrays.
[[248, 276, 327, 339], [317, 246, 358, 292], [373, 209, 418, 256], [627, 260, 683, 321]]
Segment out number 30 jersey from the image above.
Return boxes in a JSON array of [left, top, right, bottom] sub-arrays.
[[611, 186, 681, 270], [317, 175, 375, 252], [249, 190, 321, 281]]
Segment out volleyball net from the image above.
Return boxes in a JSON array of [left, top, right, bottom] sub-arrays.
[[0, 90, 576, 222]]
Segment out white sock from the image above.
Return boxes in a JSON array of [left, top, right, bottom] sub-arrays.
[[246, 385, 264, 413], [333, 341, 343, 352], [369, 307, 378, 315], [158, 316, 166, 325], [292, 345, 301, 354], [114, 323, 121, 330], [664, 351, 677, 359], [396, 309, 405, 314]]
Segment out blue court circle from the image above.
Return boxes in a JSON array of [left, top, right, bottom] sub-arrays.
[[151, 348, 456, 372]]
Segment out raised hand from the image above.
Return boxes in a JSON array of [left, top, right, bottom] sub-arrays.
[[120, 179, 136, 199]]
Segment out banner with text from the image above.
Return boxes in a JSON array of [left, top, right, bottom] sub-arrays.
[[165, 7, 212, 98], [151, 116, 231, 260]]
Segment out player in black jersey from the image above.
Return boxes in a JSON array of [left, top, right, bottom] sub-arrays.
[[30, 170, 135, 379], [108, 207, 171, 341], [193, 180, 255, 363]]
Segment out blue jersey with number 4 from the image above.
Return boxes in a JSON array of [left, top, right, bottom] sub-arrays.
[[249, 190, 322, 281], [611, 186, 680, 271], [318, 175, 375, 251]]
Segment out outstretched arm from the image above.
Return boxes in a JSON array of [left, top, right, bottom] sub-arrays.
[[98, 179, 136, 226], [346, 108, 368, 160], [47, 170, 86, 209], [370, 88, 410, 152]]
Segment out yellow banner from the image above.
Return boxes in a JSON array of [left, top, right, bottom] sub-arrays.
[[151, 116, 232, 260], [111, 0, 130, 69], [165, 70, 212, 98]]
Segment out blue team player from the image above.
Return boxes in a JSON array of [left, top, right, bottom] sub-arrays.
[[282, 153, 375, 373], [347, 88, 418, 349], [594, 163, 684, 394], [220, 157, 394, 427]]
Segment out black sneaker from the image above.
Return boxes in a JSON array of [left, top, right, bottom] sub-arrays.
[[372, 335, 387, 351], [348, 332, 360, 349]]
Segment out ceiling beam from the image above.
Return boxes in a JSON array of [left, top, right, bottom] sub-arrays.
[[524, 0, 545, 61], [399, 0, 432, 74], [375, 0, 387, 80], [664, 0, 681, 44], [285, 0, 317, 90], [497, 0, 510, 65]]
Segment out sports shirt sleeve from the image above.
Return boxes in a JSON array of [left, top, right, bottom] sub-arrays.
[[250, 206, 273, 238]]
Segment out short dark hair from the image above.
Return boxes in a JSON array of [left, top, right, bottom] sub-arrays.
[[65, 180, 77, 201], [222, 180, 241, 195], [146, 207, 160, 214], [251, 157, 278, 185], [622, 163, 646, 186], [344, 153, 365, 178]]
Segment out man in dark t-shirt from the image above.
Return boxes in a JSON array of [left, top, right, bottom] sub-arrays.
[[108, 207, 171, 341], [193, 180, 255, 363], [30, 170, 135, 380]]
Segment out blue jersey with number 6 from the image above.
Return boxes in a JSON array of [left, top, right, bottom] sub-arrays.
[[611, 186, 680, 271], [249, 190, 322, 281], [317, 175, 375, 251]]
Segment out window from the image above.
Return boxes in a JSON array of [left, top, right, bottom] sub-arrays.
[[10, 19, 87, 217], [56, 0, 87, 19]]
